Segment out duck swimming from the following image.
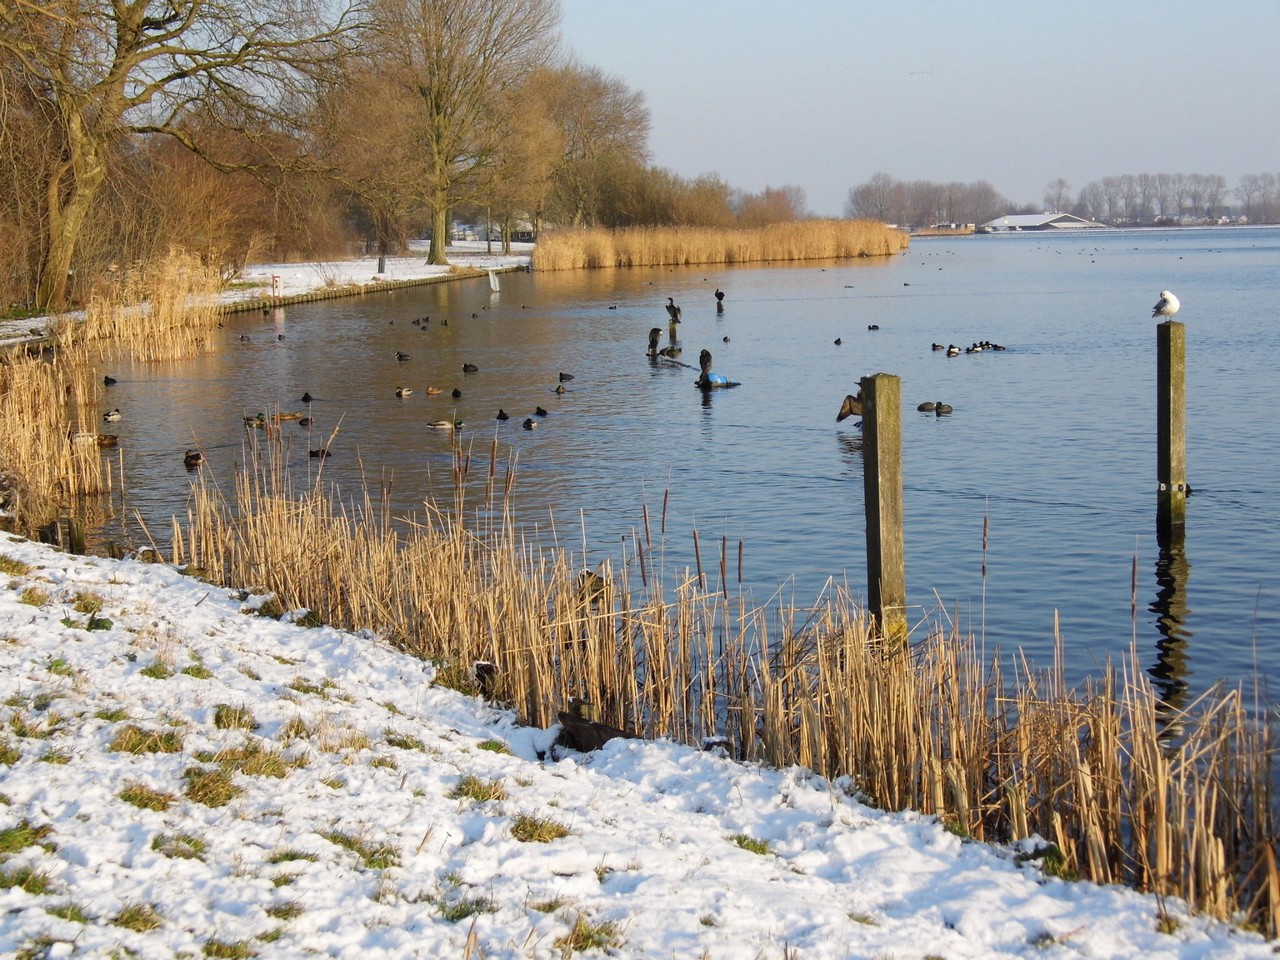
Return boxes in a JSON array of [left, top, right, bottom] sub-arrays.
[[395, 351, 411, 361], [396, 387, 412, 397], [522, 417, 537, 430], [535, 406, 549, 417], [184, 449, 203, 469], [103, 408, 122, 422], [462, 363, 479, 372], [496, 409, 510, 421], [934, 402, 953, 415]]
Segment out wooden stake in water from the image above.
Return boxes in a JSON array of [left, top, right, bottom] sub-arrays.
[[861, 373, 907, 644], [1157, 319, 1187, 535]]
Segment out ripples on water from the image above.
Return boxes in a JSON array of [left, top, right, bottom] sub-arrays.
[[102, 228, 1280, 699]]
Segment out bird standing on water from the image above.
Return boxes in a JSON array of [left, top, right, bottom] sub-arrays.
[[1152, 290, 1180, 319]]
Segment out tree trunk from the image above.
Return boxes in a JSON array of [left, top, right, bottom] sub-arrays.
[[427, 205, 450, 265], [36, 126, 108, 312]]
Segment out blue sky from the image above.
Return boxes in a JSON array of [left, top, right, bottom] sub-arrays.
[[559, 1, 1279, 216]]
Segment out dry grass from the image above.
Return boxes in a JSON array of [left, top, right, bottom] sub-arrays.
[[0, 248, 222, 536], [532, 220, 908, 270], [171, 437, 1278, 934]]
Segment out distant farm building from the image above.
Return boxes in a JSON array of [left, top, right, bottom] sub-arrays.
[[978, 213, 1107, 232]]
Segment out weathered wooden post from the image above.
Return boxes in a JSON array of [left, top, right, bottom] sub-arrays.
[[1156, 320, 1187, 535], [861, 373, 907, 643]]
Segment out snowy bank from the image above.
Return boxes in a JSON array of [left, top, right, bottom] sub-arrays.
[[0, 535, 1270, 959]]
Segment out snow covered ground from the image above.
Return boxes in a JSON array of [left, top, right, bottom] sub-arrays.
[[0, 533, 1271, 959], [0, 241, 532, 346]]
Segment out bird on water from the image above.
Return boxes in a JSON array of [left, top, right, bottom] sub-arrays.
[[1152, 290, 1180, 319]]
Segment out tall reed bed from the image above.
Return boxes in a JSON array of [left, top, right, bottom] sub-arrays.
[[0, 341, 108, 529], [50, 247, 223, 361], [0, 248, 223, 533], [178, 433, 1277, 935], [532, 220, 909, 271]]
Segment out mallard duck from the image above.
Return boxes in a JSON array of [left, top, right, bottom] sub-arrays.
[[1152, 290, 1180, 319], [554, 384, 566, 395], [103, 408, 122, 422], [425, 386, 442, 395], [428, 419, 461, 430], [395, 387, 412, 397], [273, 411, 303, 421], [96, 435, 119, 448]]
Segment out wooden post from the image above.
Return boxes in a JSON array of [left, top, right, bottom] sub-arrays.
[[861, 373, 907, 643], [1156, 321, 1187, 491]]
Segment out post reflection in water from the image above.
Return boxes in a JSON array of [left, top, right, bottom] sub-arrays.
[[1148, 491, 1192, 733]]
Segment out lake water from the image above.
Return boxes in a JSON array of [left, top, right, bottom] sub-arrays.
[[99, 227, 1279, 702]]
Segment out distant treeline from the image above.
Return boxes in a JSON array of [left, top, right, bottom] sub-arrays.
[[845, 170, 1280, 228]]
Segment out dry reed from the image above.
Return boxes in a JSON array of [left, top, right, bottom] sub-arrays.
[[0, 247, 222, 533], [177, 431, 1277, 935], [531, 220, 909, 271]]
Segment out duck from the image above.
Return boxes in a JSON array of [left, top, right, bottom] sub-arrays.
[[931, 343, 945, 351], [96, 435, 119, 448], [103, 375, 117, 386], [834, 338, 842, 346], [658, 345, 682, 358], [273, 411, 303, 422], [554, 384, 566, 395], [299, 417, 313, 427], [396, 387, 412, 397], [102, 408, 122, 422], [535, 406, 549, 417], [665, 297, 682, 322], [451, 388, 462, 399], [917, 402, 936, 412], [496, 409, 510, 421], [522, 417, 537, 430], [946, 344, 961, 357], [183, 449, 203, 468], [425, 386, 442, 395], [868, 324, 880, 331], [309, 448, 330, 458], [559, 372, 574, 382], [427, 420, 453, 430], [301, 392, 314, 403], [462, 362, 479, 372], [1152, 290, 1180, 319], [934, 402, 953, 415], [836, 393, 863, 423], [395, 351, 411, 361]]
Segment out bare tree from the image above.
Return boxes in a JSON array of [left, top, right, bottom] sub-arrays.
[[0, 0, 365, 310], [844, 172, 898, 222], [1078, 181, 1106, 221], [1043, 178, 1071, 213], [531, 62, 649, 227], [369, 0, 558, 264]]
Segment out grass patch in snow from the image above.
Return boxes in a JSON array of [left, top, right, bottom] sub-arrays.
[[0, 864, 54, 895], [0, 819, 55, 855], [19, 586, 48, 606], [0, 554, 31, 575], [477, 739, 512, 755], [450, 774, 507, 803], [183, 766, 243, 807], [730, 834, 771, 856], [151, 832, 207, 860], [140, 659, 174, 679], [119, 781, 178, 811], [554, 914, 623, 952], [213, 704, 259, 731], [511, 814, 570, 843], [202, 937, 258, 958], [320, 831, 399, 869], [110, 724, 183, 754], [383, 729, 424, 751], [112, 902, 164, 932]]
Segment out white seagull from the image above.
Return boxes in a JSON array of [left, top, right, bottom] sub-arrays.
[[1152, 290, 1180, 319]]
